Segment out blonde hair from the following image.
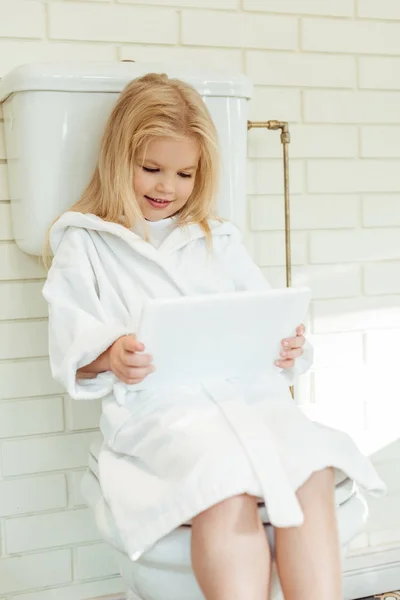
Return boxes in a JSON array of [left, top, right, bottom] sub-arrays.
[[43, 73, 220, 268]]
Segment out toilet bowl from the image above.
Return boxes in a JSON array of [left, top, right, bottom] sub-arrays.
[[82, 441, 368, 600]]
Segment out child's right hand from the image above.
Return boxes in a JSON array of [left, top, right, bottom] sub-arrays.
[[109, 335, 154, 385]]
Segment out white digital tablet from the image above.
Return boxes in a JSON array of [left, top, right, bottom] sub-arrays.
[[135, 286, 311, 388]]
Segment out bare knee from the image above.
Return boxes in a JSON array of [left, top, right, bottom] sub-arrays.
[[296, 467, 335, 504], [192, 494, 260, 531]]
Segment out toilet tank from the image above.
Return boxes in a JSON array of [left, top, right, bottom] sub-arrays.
[[0, 62, 252, 255]]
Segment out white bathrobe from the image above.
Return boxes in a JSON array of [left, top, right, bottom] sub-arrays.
[[43, 211, 386, 561]]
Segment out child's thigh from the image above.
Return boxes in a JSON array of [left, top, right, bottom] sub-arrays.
[[192, 494, 260, 530], [296, 467, 335, 506]]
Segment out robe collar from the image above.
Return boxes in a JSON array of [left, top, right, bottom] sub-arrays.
[[50, 211, 241, 262]]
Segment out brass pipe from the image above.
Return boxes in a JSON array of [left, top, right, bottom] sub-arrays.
[[247, 120, 294, 398], [247, 120, 292, 288]]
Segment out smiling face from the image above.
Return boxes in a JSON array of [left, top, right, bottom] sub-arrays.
[[133, 136, 200, 221]]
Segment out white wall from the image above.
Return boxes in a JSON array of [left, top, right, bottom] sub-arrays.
[[0, 0, 400, 598]]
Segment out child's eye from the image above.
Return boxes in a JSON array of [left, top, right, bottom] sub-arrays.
[[142, 166, 192, 178]]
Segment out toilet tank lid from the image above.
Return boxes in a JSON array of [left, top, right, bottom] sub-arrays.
[[0, 62, 253, 103]]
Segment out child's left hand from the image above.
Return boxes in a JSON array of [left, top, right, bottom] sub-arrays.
[[275, 324, 306, 369]]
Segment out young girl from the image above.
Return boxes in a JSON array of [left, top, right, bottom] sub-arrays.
[[43, 73, 385, 600]]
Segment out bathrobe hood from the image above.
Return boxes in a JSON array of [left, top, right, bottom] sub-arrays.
[[49, 211, 240, 256]]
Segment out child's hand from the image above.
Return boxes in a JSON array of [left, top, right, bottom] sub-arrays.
[[275, 324, 306, 369], [109, 334, 155, 385]]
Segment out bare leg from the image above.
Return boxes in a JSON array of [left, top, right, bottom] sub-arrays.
[[275, 467, 342, 600], [191, 494, 271, 600]]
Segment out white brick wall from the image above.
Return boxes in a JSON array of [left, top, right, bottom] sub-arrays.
[[0, 204, 12, 239], [247, 159, 304, 194], [358, 0, 400, 20], [0, 40, 117, 74], [0, 397, 64, 438], [75, 543, 119, 581], [247, 51, 356, 88], [312, 296, 400, 333], [0, 550, 71, 595], [244, 0, 354, 17], [181, 11, 298, 50], [0, 165, 9, 199], [1, 0, 400, 597], [0, 359, 62, 400], [359, 57, 400, 91], [2, 432, 101, 477], [249, 195, 360, 229], [68, 471, 89, 507], [0, 282, 48, 320], [0, 474, 67, 517], [309, 229, 400, 263], [249, 87, 301, 122], [254, 230, 307, 266], [5, 508, 100, 554], [361, 127, 400, 157], [0, 321, 49, 359], [303, 90, 400, 123], [249, 125, 359, 158], [0, 2, 45, 39], [364, 262, 400, 295], [120, 0, 239, 7], [48, 3, 179, 44], [302, 17, 400, 54], [120, 44, 243, 71], [9, 579, 124, 600], [292, 264, 362, 299], [307, 159, 400, 193], [65, 397, 103, 431]]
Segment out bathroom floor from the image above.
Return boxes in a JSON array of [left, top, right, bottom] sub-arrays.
[[93, 589, 400, 599], [358, 593, 400, 599]]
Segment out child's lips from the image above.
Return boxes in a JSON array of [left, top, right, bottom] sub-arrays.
[[145, 195, 172, 209]]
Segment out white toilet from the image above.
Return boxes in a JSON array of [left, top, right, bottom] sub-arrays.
[[0, 61, 369, 600]]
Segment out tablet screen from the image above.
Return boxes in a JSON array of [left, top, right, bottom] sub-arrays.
[[136, 287, 311, 387]]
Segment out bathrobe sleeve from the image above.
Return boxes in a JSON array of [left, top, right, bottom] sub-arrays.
[[42, 227, 130, 400], [218, 233, 313, 384]]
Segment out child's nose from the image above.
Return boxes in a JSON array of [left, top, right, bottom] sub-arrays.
[[156, 176, 175, 196]]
